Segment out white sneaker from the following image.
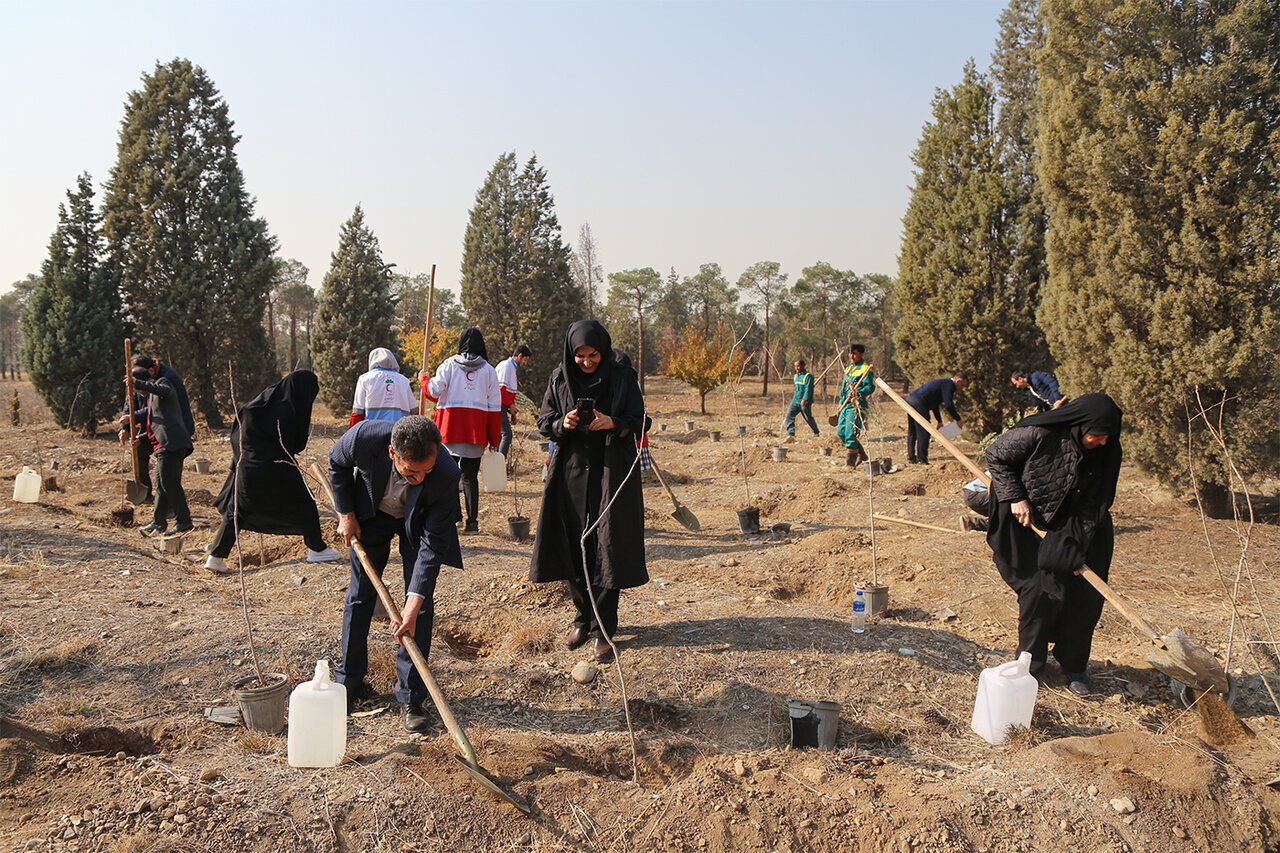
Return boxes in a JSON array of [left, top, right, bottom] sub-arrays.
[[307, 547, 342, 563], [204, 555, 234, 574]]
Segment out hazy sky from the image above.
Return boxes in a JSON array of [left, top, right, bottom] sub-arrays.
[[2, 0, 1006, 300]]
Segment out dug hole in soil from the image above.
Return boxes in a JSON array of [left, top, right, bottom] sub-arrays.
[[0, 376, 1278, 853]]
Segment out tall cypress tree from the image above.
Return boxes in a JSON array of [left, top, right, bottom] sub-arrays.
[[461, 153, 583, 389], [21, 174, 124, 433], [311, 206, 401, 417], [894, 62, 1027, 432], [1037, 0, 1279, 512], [103, 59, 276, 427], [991, 0, 1052, 377]]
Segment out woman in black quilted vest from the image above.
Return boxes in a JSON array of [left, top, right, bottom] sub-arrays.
[[984, 393, 1123, 696]]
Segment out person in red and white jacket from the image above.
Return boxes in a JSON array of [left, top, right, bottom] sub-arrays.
[[420, 328, 501, 533], [496, 344, 531, 458]]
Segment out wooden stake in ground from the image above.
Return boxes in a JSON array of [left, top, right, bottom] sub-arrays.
[[418, 264, 436, 415]]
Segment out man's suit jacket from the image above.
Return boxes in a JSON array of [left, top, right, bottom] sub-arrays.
[[329, 420, 463, 598]]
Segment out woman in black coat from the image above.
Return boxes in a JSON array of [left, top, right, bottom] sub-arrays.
[[529, 321, 648, 662], [205, 370, 340, 573], [985, 393, 1123, 695]]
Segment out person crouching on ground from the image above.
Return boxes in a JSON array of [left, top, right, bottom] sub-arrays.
[[530, 321, 648, 663], [205, 370, 341, 574], [984, 393, 1123, 696]]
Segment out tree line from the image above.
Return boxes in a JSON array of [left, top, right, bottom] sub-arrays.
[[892, 0, 1277, 512]]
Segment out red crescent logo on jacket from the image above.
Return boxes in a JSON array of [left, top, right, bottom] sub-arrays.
[[465, 370, 476, 380]]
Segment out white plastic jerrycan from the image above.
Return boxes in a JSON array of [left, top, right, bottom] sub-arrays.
[[480, 449, 506, 492], [12, 467, 41, 503], [971, 651, 1039, 745], [287, 660, 347, 768]]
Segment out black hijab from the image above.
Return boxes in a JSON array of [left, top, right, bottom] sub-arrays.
[[458, 327, 489, 362], [563, 320, 613, 402], [242, 370, 319, 453], [1016, 392, 1122, 439]]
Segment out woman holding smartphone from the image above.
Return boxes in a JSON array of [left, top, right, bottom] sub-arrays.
[[530, 320, 648, 663]]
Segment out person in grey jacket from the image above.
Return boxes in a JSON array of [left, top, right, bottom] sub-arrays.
[[984, 393, 1122, 696], [132, 357, 196, 536]]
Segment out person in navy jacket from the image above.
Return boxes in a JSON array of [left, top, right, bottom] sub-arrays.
[[328, 415, 462, 732]]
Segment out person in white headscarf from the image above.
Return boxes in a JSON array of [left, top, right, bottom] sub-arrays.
[[350, 347, 415, 427]]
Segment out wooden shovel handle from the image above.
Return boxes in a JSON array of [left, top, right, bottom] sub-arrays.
[[648, 458, 681, 506], [874, 379, 1164, 641], [418, 264, 436, 415], [874, 377, 985, 481], [124, 340, 141, 478], [310, 465, 478, 766]]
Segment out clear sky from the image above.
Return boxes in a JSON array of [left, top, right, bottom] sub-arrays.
[[1, 0, 1005, 299]]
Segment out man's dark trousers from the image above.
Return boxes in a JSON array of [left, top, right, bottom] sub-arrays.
[[785, 403, 819, 436], [153, 448, 191, 527], [336, 511, 436, 704]]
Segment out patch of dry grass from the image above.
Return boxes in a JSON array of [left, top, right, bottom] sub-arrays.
[[24, 637, 95, 671]]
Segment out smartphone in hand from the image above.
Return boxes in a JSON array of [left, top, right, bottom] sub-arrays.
[[575, 397, 594, 427]]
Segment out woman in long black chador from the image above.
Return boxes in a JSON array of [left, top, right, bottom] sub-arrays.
[[985, 393, 1123, 695], [205, 370, 340, 573], [529, 321, 648, 663]]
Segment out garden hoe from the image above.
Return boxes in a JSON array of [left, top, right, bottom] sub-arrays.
[[123, 339, 149, 505], [313, 467, 531, 814], [875, 377, 1231, 697], [649, 457, 700, 531]]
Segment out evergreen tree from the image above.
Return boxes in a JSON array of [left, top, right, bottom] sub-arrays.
[[460, 152, 584, 389], [21, 174, 124, 433], [786, 261, 862, 396], [1037, 0, 1279, 512], [894, 62, 1028, 432], [605, 267, 663, 391], [102, 59, 276, 427], [991, 0, 1050, 359], [311, 206, 402, 417], [737, 261, 788, 396], [682, 263, 737, 335]]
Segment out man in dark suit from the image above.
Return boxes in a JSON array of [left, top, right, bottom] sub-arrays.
[[329, 415, 463, 733], [132, 357, 196, 535]]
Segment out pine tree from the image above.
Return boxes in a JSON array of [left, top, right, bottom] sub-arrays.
[[1037, 0, 1279, 512], [102, 59, 276, 426], [461, 153, 584, 390], [605, 267, 663, 391], [786, 262, 862, 397], [894, 62, 1027, 432], [311, 206, 402, 417], [738, 262, 788, 397], [21, 174, 124, 433], [682, 263, 737, 336]]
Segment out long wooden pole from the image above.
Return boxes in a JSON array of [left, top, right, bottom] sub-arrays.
[[418, 264, 437, 415], [124, 340, 141, 481]]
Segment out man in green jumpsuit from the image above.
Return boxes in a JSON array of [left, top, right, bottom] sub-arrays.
[[837, 344, 875, 466], [784, 359, 819, 436]]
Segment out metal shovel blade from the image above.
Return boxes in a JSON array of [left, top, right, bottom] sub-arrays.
[[1147, 629, 1230, 695], [125, 477, 149, 505], [454, 754, 531, 813], [671, 505, 701, 531]]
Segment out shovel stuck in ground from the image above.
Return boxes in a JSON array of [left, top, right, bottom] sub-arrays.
[[649, 458, 700, 531], [312, 466, 531, 814], [123, 339, 148, 505], [874, 377, 1231, 697]]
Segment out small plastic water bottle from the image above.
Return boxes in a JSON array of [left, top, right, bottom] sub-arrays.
[[851, 590, 866, 633]]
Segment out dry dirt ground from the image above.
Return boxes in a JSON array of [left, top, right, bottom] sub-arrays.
[[0, 375, 1277, 853]]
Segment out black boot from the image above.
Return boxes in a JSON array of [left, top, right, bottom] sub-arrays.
[[846, 449, 858, 466]]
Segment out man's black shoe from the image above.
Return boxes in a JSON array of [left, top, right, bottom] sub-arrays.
[[164, 520, 194, 536], [403, 702, 432, 733], [463, 520, 479, 534], [138, 522, 163, 535]]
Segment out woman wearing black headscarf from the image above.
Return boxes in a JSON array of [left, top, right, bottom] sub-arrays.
[[530, 321, 648, 662], [205, 370, 340, 573], [984, 393, 1123, 695]]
